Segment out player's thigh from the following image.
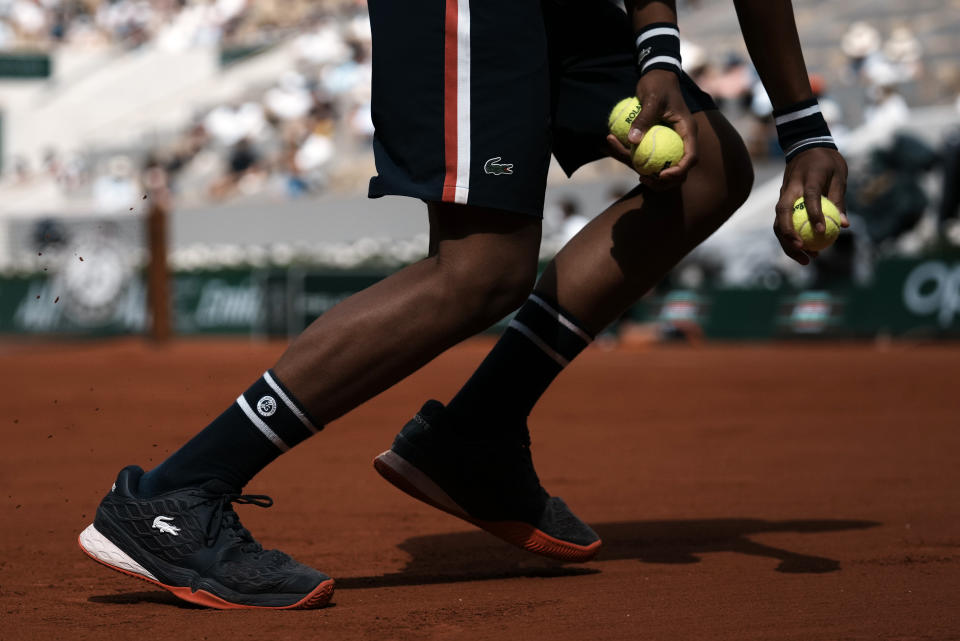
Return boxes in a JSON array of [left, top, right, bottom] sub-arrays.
[[367, 0, 552, 219], [606, 109, 754, 270], [544, 0, 717, 175], [680, 109, 754, 225]]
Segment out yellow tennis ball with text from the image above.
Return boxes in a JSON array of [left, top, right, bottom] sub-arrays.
[[632, 125, 684, 175], [608, 97, 642, 146], [792, 197, 842, 251]]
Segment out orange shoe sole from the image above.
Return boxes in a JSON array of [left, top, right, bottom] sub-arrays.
[[78, 524, 334, 610], [373, 450, 601, 562]]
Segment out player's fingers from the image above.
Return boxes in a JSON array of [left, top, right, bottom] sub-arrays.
[[802, 173, 830, 233], [827, 172, 850, 228], [637, 173, 672, 191], [628, 95, 662, 144], [775, 188, 809, 265], [606, 134, 633, 165], [776, 229, 810, 265], [668, 110, 699, 175], [654, 167, 684, 185]]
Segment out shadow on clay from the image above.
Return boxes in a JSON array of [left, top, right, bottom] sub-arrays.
[[335, 517, 880, 590], [87, 518, 880, 602]]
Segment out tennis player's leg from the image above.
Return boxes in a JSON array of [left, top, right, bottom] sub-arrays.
[[79, 0, 552, 607]]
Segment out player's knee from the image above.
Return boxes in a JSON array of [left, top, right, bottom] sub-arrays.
[[706, 155, 754, 225], [440, 255, 536, 323], [730, 161, 754, 210]]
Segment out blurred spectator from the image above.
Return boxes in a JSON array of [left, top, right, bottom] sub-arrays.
[[264, 71, 314, 122], [204, 102, 267, 147], [294, 18, 350, 66], [882, 26, 922, 83], [842, 22, 881, 78], [209, 137, 266, 199], [32, 218, 69, 249], [92, 155, 139, 212], [847, 133, 938, 246], [938, 129, 960, 235]]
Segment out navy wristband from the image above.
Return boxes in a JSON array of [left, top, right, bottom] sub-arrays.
[[635, 22, 682, 77], [774, 98, 838, 162]]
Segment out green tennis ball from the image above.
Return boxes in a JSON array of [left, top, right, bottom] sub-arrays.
[[632, 125, 684, 175], [792, 197, 842, 251], [608, 97, 642, 145]]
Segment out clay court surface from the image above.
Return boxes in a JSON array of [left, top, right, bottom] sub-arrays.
[[2, 338, 958, 640]]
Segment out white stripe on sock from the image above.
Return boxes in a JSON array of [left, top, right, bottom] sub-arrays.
[[262, 371, 318, 434], [236, 395, 289, 452], [509, 319, 569, 367], [528, 294, 593, 343]]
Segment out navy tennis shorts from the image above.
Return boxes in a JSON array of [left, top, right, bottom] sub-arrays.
[[367, 0, 717, 218]]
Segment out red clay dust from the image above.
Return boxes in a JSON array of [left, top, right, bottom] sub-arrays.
[[2, 338, 958, 640]]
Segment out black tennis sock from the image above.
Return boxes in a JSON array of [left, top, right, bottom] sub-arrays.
[[138, 369, 322, 497], [447, 292, 593, 429]]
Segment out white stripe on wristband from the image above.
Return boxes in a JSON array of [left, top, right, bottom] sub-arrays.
[[774, 98, 836, 161], [774, 103, 822, 125], [641, 56, 682, 74], [635, 22, 682, 77], [636, 26, 680, 45], [784, 135, 837, 158]]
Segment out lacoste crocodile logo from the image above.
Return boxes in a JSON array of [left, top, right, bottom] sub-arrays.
[[638, 46, 652, 63], [152, 515, 181, 536], [484, 157, 513, 176]]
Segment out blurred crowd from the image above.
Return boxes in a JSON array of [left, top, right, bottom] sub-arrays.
[[679, 18, 960, 257], [4, 0, 373, 206], [682, 20, 932, 159], [2, 0, 959, 262], [0, 0, 366, 51]]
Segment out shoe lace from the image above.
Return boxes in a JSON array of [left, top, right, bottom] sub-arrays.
[[204, 493, 273, 551]]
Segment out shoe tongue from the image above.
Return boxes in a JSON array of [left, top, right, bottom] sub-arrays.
[[419, 399, 446, 423], [445, 404, 530, 443], [199, 478, 242, 495]]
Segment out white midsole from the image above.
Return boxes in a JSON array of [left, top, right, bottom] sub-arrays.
[[375, 450, 469, 519], [78, 523, 158, 581]]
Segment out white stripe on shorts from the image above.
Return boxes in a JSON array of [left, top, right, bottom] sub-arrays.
[[455, 0, 471, 204]]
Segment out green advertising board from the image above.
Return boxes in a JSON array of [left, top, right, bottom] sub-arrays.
[[1, 255, 959, 339]]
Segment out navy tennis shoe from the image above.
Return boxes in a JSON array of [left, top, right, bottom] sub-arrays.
[[78, 466, 334, 609], [374, 400, 601, 562]]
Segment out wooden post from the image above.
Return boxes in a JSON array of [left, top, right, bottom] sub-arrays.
[[145, 172, 172, 342]]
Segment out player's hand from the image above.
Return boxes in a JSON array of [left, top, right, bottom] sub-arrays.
[[774, 147, 849, 265], [606, 70, 699, 190]]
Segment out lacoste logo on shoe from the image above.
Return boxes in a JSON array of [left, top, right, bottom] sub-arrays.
[[152, 515, 181, 536], [413, 413, 431, 428], [484, 157, 513, 176], [256, 395, 277, 417]]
